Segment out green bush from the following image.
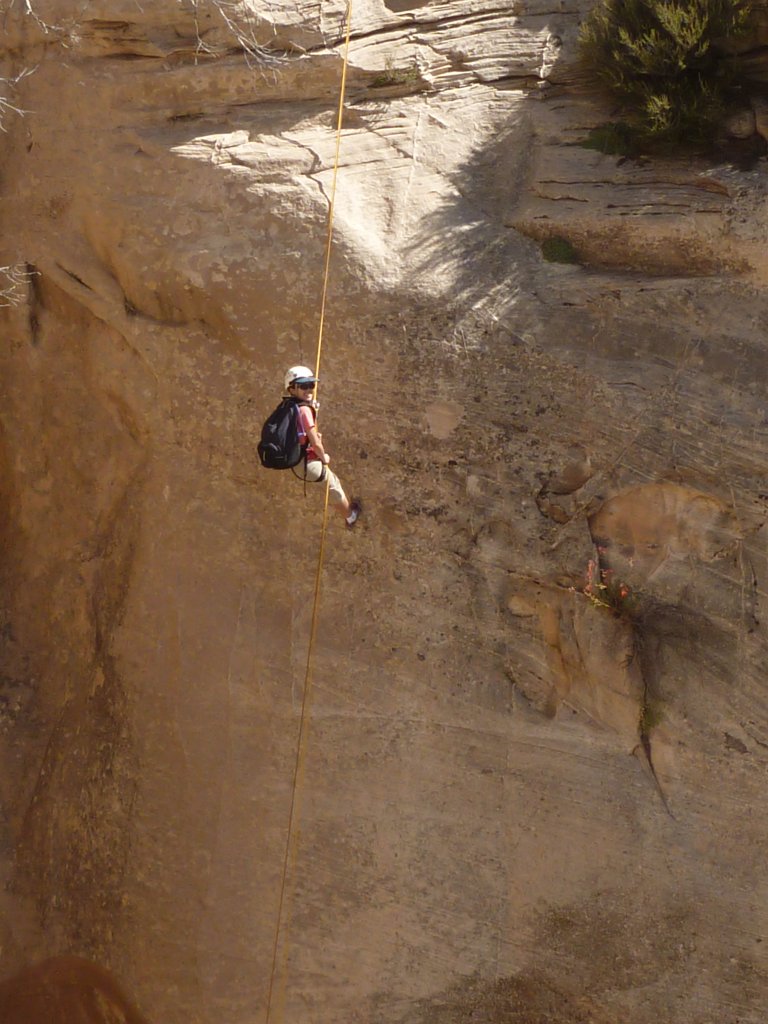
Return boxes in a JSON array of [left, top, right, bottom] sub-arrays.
[[640, 699, 665, 734], [579, 0, 756, 144], [541, 236, 581, 264], [580, 121, 637, 155], [371, 58, 420, 89]]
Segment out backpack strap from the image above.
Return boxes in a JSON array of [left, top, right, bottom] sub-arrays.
[[288, 398, 313, 494], [290, 449, 309, 485]]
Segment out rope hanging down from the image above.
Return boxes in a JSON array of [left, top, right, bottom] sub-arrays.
[[314, 0, 353, 386], [264, 6, 353, 1023]]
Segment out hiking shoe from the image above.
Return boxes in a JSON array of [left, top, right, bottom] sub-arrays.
[[345, 499, 362, 529]]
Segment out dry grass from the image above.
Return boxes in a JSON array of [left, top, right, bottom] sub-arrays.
[[0, 264, 35, 307], [190, 0, 294, 68]]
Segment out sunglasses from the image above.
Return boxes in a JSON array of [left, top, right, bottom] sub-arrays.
[[295, 382, 316, 390]]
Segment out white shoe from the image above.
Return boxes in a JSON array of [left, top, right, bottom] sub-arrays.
[[345, 500, 362, 528]]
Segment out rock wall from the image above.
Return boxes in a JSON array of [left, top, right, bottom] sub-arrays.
[[1, 1, 768, 1022]]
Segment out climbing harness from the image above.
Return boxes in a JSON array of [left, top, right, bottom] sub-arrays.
[[264, 5, 354, 1022]]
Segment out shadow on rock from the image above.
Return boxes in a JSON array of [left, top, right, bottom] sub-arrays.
[[0, 956, 149, 1024]]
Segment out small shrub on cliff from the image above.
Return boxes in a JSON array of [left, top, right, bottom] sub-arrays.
[[541, 236, 581, 264], [0, 68, 34, 132], [640, 698, 664, 734], [582, 557, 638, 618], [581, 121, 637, 156], [579, 0, 756, 145], [371, 58, 421, 89], [0, 264, 35, 307]]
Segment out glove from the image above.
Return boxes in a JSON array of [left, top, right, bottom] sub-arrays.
[[322, 453, 331, 465]]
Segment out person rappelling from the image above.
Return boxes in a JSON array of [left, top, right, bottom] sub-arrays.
[[258, 365, 361, 529]]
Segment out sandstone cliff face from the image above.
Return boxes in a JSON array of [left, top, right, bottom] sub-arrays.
[[1, 2, 768, 1022]]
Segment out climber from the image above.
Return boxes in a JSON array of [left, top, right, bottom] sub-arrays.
[[284, 365, 361, 528]]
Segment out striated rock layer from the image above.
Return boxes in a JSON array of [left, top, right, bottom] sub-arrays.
[[1, 1, 768, 1022]]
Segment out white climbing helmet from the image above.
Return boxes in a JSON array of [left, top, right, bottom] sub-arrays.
[[284, 365, 318, 389]]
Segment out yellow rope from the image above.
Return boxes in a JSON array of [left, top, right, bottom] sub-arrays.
[[263, 486, 331, 1024], [314, 0, 354, 387], [264, 5, 353, 1022]]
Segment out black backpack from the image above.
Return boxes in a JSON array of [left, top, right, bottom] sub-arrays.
[[257, 397, 308, 470]]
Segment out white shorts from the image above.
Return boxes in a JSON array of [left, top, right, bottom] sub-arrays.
[[304, 459, 348, 507]]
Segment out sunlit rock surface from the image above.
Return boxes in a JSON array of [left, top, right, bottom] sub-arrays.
[[1, 1, 767, 1022]]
